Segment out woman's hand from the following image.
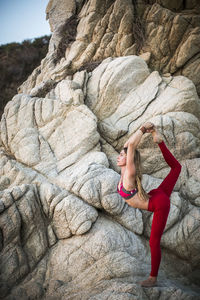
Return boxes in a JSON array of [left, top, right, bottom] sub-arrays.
[[143, 122, 155, 133], [124, 122, 155, 148], [142, 122, 163, 143]]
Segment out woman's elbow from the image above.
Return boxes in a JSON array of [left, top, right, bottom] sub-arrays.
[[127, 141, 137, 149]]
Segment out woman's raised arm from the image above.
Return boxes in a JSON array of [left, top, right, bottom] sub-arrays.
[[124, 122, 154, 175]]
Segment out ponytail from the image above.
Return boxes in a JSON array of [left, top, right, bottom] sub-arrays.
[[134, 149, 149, 202], [135, 174, 149, 202]]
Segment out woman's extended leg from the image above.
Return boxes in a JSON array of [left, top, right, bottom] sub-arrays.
[[157, 141, 182, 197]]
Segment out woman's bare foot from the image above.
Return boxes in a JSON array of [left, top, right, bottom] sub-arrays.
[[151, 128, 163, 144], [139, 276, 157, 287]]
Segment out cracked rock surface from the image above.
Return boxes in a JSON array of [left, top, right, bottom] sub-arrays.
[[1, 55, 200, 299]]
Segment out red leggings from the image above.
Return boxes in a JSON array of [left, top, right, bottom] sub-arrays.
[[148, 141, 182, 277]]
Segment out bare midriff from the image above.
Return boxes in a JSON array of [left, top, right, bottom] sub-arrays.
[[124, 193, 149, 210]]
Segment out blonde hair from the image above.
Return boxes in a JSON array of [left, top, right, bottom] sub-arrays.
[[124, 147, 149, 202]]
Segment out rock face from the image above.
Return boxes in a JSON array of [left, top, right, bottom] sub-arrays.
[[19, 0, 200, 97], [1, 1, 200, 300]]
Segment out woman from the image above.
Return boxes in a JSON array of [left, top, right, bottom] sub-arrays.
[[117, 122, 182, 287]]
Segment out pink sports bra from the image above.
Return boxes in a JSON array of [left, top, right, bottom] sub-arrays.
[[117, 182, 138, 199]]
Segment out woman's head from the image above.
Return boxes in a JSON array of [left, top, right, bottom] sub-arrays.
[[117, 147, 141, 168], [120, 147, 141, 169], [117, 148, 127, 167]]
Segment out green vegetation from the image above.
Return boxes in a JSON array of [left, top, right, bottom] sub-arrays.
[[55, 15, 78, 63], [0, 35, 51, 118]]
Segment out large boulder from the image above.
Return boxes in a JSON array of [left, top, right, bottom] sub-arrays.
[[1, 55, 200, 299]]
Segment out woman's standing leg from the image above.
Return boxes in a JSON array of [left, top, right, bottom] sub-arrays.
[[140, 192, 170, 287], [149, 194, 170, 277]]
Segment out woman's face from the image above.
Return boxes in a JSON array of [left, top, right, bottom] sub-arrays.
[[117, 150, 127, 167]]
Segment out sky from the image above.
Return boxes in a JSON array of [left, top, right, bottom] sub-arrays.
[[0, 0, 51, 45]]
